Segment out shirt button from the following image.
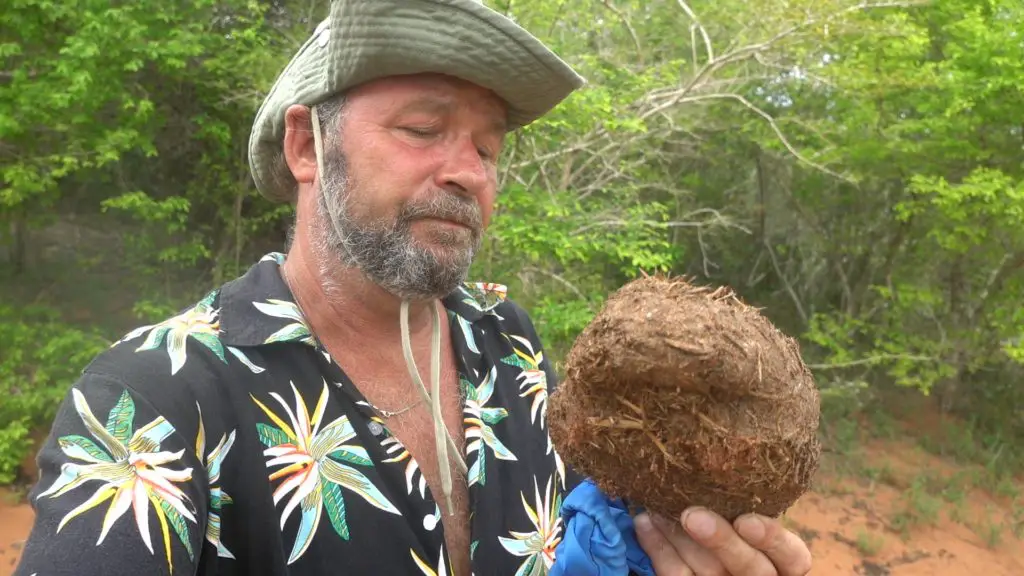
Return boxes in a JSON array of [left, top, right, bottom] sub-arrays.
[[368, 421, 384, 436]]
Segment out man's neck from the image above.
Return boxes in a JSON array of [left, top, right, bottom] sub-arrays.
[[280, 236, 441, 348]]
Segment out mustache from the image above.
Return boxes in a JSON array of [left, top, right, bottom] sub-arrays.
[[399, 191, 483, 231]]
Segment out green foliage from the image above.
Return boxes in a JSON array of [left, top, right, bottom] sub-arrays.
[[0, 421, 30, 485], [101, 191, 212, 284], [854, 529, 885, 557], [0, 305, 109, 482], [2, 0, 1024, 483]]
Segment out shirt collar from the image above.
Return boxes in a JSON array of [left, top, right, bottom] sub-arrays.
[[218, 252, 508, 348]]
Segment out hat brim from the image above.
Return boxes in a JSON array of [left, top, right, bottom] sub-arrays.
[[248, 0, 586, 203]]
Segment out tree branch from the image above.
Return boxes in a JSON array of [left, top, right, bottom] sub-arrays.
[[675, 0, 714, 64], [508, 129, 609, 170], [520, 265, 592, 305], [571, 208, 751, 236], [644, 92, 853, 183], [601, 0, 643, 63], [808, 354, 938, 370], [972, 251, 1024, 321], [716, 1, 928, 68], [764, 238, 808, 326]]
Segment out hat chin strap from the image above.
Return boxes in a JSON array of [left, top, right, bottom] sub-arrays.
[[309, 105, 467, 518]]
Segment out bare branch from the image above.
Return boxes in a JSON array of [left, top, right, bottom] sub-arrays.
[[508, 129, 609, 170], [764, 238, 809, 326], [571, 208, 752, 236], [497, 130, 523, 191], [509, 1, 921, 187], [753, 52, 836, 87], [972, 251, 1024, 321], [697, 228, 719, 276], [521, 265, 593, 305], [645, 92, 853, 183], [675, 0, 714, 64], [717, 1, 927, 67], [219, 90, 266, 105], [305, 0, 320, 33], [601, 0, 643, 63], [746, 250, 767, 287], [808, 354, 938, 370], [690, 23, 699, 76]]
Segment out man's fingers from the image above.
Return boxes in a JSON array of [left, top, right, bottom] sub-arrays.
[[681, 508, 778, 576], [634, 513, 695, 576], [650, 514, 728, 576], [734, 515, 813, 576]]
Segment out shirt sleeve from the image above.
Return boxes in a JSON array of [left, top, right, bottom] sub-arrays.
[[507, 301, 588, 493], [14, 371, 208, 576]]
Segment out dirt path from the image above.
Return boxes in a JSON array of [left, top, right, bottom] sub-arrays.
[[0, 491, 32, 576], [2, 440, 1021, 575]]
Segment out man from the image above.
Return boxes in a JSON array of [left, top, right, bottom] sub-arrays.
[[15, 1, 812, 575]]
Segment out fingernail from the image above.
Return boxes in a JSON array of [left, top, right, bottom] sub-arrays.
[[634, 512, 654, 533], [682, 508, 716, 540], [736, 515, 766, 544]]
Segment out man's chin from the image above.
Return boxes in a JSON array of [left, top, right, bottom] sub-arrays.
[[412, 224, 478, 248], [408, 236, 478, 265]]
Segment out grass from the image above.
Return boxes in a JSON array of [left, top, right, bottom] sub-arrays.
[[1, 485, 27, 505], [916, 417, 1024, 497], [808, 397, 1024, 557], [992, 474, 1021, 500], [1011, 499, 1024, 539], [890, 473, 944, 538], [861, 460, 899, 492], [813, 399, 1024, 549], [831, 417, 861, 455], [972, 507, 1004, 549], [818, 389, 1024, 501], [947, 499, 968, 525], [855, 529, 885, 556], [865, 409, 900, 441]]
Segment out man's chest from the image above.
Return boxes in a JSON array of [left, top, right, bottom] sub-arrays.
[[203, 343, 568, 576]]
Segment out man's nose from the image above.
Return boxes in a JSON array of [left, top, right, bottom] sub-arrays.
[[434, 137, 490, 198]]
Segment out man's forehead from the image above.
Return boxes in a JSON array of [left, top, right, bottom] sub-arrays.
[[347, 74, 510, 130]]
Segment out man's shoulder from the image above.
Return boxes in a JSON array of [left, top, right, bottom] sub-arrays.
[[83, 287, 250, 401], [17, 290, 238, 576]]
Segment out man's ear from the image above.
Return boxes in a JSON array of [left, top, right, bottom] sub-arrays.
[[283, 104, 317, 185]]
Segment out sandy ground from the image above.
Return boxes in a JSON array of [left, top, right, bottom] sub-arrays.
[[2, 439, 1021, 575], [0, 492, 32, 576]]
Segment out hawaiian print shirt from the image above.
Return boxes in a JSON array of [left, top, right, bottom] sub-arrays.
[[15, 253, 583, 576]]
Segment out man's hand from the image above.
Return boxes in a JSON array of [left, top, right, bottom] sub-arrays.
[[634, 507, 812, 576]]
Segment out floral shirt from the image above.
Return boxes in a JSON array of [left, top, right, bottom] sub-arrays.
[[15, 253, 582, 576]]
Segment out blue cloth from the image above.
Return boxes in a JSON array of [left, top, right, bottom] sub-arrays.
[[551, 478, 656, 576]]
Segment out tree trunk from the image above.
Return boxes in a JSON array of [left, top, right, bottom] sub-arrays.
[[11, 207, 27, 275]]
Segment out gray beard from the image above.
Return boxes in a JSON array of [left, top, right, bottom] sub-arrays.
[[313, 147, 483, 301]]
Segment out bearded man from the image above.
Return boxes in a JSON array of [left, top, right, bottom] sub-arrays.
[[14, 1, 812, 575]]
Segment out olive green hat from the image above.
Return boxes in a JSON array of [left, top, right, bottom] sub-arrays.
[[248, 0, 586, 203]]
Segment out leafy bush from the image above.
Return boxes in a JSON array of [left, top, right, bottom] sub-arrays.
[[0, 305, 110, 484]]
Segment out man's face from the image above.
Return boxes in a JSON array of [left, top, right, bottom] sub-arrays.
[[314, 73, 507, 301]]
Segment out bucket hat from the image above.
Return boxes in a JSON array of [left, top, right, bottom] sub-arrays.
[[248, 0, 587, 203]]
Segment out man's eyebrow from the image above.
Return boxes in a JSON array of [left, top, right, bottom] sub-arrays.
[[394, 96, 454, 117], [395, 96, 509, 136]]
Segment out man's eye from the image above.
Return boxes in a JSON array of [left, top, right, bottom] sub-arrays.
[[401, 127, 435, 137]]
